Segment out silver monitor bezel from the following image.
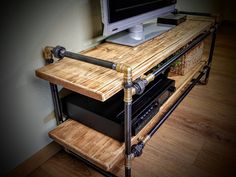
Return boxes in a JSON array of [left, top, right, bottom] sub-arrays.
[[101, 0, 176, 36]]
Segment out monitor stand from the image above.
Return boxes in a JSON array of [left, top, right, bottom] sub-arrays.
[[106, 23, 175, 47]]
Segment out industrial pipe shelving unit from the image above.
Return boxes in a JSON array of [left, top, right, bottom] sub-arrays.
[[39, 13, 217, 177]]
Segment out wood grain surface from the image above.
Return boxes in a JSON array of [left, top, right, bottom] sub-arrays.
[[36, 19, 213, 101]]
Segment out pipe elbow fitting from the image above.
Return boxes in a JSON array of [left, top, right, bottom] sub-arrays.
[[52, 46, 66, 59], [131, 142, 145, 157], [43, 46, 54, 60], [116, 63, 132, 74]]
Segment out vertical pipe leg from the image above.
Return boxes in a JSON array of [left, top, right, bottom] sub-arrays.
[[115, 64, 133, 177], [49, 83, 63, 125], [124, 101, 132, 177], [44, 49, 64, 125], [204, 27, 217, 84]]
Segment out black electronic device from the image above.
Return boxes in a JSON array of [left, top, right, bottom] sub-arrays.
[[157, 14, 187, 25], [62, 75, 175, 141]]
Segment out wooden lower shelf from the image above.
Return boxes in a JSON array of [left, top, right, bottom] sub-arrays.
[[49, 58, 207, 172]]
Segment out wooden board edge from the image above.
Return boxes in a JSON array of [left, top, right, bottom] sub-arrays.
[[35, 69, 105, 101], [48, 119, 126, 172], [48, 130, 111, 171]]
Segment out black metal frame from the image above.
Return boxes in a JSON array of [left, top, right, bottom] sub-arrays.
[[52, 45, 117, 70], [46, 18, 217, 177], [49, 83, 63, 125], [151, 68, 207, 136], [65, 148, 117, 177], [177, 10, 213, 17], [131, 66, 209, 157], [204, 27, 217, 84]]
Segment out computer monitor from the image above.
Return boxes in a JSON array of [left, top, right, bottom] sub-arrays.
[[101, 0, 177, 46]]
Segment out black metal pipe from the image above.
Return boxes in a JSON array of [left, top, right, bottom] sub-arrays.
[[178, 11, 213, 17], [152, 31, 211, 78], [64, 51, 116, 69], [204, 27, 217, 84], [131, 68, 208, 158], [148, 68, 207, 137], [66, 149, 117, 177], [52, 46, 116, 70], [49, 83, 63, 125], [207, 28, 217, 66], [125, 168, 131, 177], [125, 102, 132, 155], [124, 102, 132, 177]]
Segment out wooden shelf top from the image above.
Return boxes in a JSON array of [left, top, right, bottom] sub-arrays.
[[36, 19, 212, 101], [49, 57, 207, 172]]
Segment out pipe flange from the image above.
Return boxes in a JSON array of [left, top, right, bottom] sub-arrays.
[[131, 142, 145, 157], [133, 78, 147, 95], [52, 46, 66, 59], [124, 82, 133, 89]]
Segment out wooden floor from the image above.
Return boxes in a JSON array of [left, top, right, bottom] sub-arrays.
[[28, 22, 236, 177]]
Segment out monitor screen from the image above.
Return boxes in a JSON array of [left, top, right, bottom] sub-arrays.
[[108, 0, 177, 23], [101, 0, 177, 46]]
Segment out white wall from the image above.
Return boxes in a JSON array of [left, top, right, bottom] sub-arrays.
[[0, 0, 101, 176], [176, 0, 236, 21], [176, 0, 221, 14], [220, 0, 236, 21]]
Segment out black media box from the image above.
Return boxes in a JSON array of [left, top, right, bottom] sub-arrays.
[[157, 14, 187, 25], [62, 75, 175, 141]]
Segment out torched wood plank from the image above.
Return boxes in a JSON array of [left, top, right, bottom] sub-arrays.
[[49, 119, 124, 171], [84, 21, 211, 99], [36, 19, 212, 101]]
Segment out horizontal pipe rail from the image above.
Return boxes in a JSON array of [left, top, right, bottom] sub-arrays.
[[65, 149, 117, 177], [152, 30, 211, 78], [64, 51, 116, 70], [131, 67, 208, 157], [178, 11, 213, 17], [52, 46, 117, 70], [149, 68, 207, 137]]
